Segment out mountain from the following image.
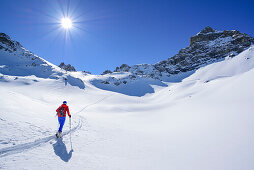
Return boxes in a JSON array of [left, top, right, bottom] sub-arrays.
[[1, 27, 254, 169], [1, 36, 254, 170], [154, 26, 254, 76], [101, 27, 254, 83], [1, 27, 253, 96], [0, 33, 85, 89]]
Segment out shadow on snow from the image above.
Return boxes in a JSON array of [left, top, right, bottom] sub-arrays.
[[53, 138, 73, 162], [91, 71, 195, 97]]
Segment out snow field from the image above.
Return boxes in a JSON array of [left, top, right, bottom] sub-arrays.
[[0, 46, 254, 169]]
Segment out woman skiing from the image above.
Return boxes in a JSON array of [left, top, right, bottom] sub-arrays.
[[56, 101, 71, 138]]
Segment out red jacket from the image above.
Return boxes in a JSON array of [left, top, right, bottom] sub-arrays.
[[56, 104, 70, 117]]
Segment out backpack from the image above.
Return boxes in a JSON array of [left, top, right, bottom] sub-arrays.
[[59, 106, 65, 116]]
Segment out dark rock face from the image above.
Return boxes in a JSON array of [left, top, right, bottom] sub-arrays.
[[199, 26, 216, 34], [58, 62, 76, 72], [0, 33, 21, 52], [155, 27, 254, 76], [109, 27, 254, 81], [101, 69, 112, 75], [114, 64, 131, 72]]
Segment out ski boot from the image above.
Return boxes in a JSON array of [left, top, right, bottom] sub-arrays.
[[56, 131, 63, 138]]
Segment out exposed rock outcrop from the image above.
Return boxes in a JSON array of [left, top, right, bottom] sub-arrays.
[[58, 62, 76, 72]]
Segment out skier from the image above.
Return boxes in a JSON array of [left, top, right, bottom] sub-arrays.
[[56, 101, 71, 138]]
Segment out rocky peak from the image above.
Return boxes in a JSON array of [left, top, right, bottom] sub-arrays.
[[101, 27, 254, 85], [0, 33, 11, 39], [101, 69, 112, 75], [155, 27, 254, 76], [114, 64, 131, 72], [0, 33, 21, 52], [199, 26, 216, 34], [189, 27, 253, 47], [58, 62, 76, 72], [190, 26, 222, 45]]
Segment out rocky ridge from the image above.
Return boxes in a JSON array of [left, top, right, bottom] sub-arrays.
[[59, 62, 76, 72], [0, 33, 85, 89], [100, 27, 254, 85]]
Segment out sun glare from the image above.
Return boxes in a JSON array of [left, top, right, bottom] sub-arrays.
[[61, 17, 72, 29]]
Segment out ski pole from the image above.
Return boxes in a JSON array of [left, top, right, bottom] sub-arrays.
[[69, 117, 73, 150], [69, 117, 71, 131]]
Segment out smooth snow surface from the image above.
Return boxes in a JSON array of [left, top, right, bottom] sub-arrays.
[[0, 47, 254, 170]]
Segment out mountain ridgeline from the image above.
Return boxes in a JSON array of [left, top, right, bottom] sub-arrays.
[[102, 26, 254, 82], [0, 26, 253, 91], [0, 33, 85, 89]]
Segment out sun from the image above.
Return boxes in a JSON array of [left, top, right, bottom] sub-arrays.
[[61, 17, 72, 29]]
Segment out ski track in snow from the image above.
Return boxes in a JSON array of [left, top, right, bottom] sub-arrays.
[[0, 94, 111, 159], [0, 116, 83, 158]]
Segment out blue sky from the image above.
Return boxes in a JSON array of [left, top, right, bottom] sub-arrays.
[[0, 0, 253, 74]]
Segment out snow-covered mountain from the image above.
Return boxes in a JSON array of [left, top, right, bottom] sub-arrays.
[[0, 33, 85, 89], [1, 27, 254, 169], [98, 27, 254, 87], [1, 27, 253, 96], [155, 26, 254, 75], [1, 40, 254, 170], [88, 27, 254, 96]]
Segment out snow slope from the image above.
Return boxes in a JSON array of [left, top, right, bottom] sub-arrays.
[[0, 33, 85, 89], [101, 27, 254, 81], [185, 46, 254, 82], [94, 27, 254, 96], [0, 46, 254, 169]]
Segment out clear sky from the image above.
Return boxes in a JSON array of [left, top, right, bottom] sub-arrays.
[[0, 0, 253, 74]]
